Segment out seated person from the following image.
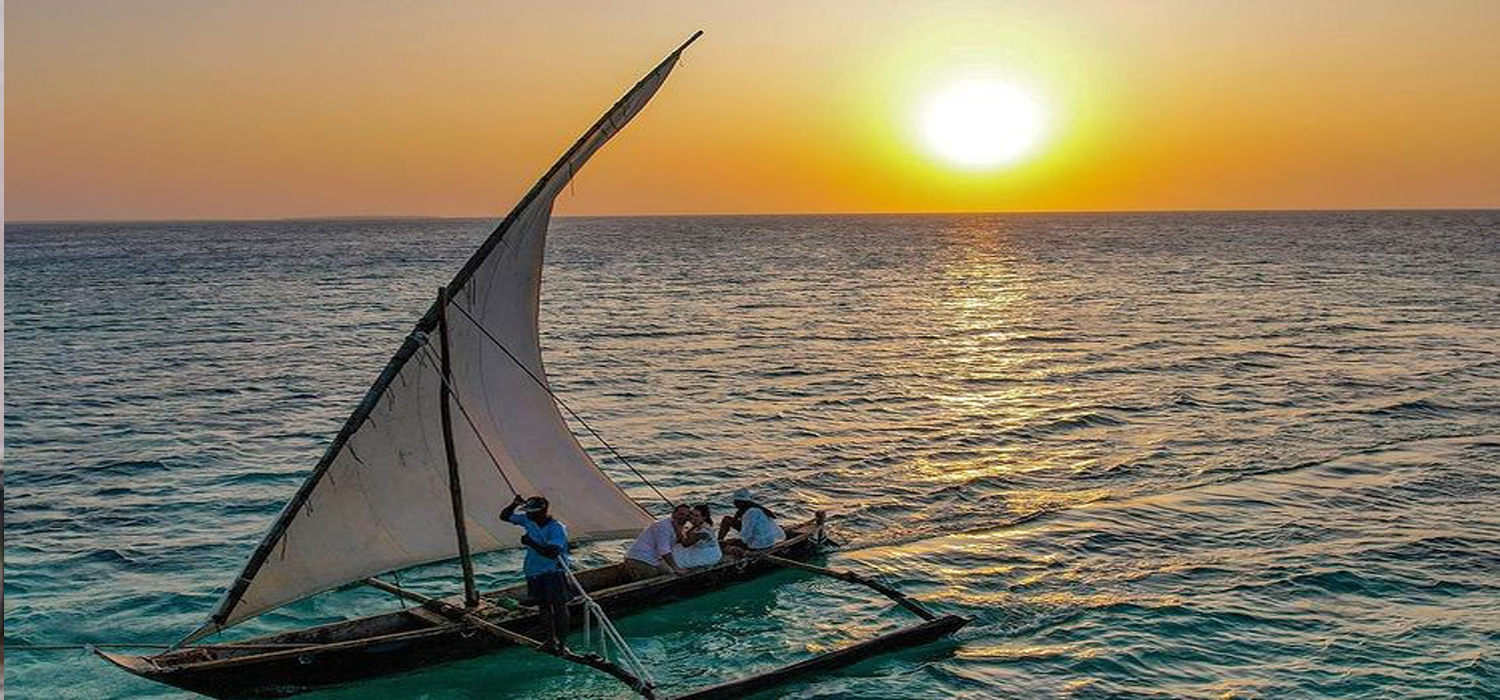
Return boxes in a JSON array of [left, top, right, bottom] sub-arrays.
[[671, 504, 722, 570], [623, 503, 689, 580], [718, 488, 785, 557]]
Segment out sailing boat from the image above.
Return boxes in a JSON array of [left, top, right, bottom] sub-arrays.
[[97, 32, 968, 699]]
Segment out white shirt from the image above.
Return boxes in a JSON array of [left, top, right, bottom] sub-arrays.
[[626, 518, 677, 566], [740, 508, 785, 549], [672, 525, 722, 569]]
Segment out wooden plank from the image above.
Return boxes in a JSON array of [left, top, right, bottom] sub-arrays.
[[364, 577, 456, 610], [404, 607, 451, 627], [365, 578, 531, 646], [139, 626, 459, 672], [671, 615, 969, 700], [760, 555, 938, 621]]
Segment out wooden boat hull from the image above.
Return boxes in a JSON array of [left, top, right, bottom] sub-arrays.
[[100, 521, 825, 698]]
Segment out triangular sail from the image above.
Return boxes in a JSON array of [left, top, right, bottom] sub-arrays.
[[184, 32, 701, 644]]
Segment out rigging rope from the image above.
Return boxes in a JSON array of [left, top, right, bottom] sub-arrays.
[[445, 299, 673, 508], [414, 343, 521, 497]]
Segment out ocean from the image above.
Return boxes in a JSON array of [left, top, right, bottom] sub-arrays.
[[5, 211, 1499, 698]]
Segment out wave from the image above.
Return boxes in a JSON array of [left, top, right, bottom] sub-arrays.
[[1354, 397, 1466, 417]]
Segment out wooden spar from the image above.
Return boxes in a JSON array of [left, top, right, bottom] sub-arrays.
[[671, 615, 969, 700], [362, 577, 455, 611], [666, 548, 971, 698], [436, 286, 480, 609], [362, 578, 657, 698], [363, 578, 524, 644], [761, 555, 938, 621]]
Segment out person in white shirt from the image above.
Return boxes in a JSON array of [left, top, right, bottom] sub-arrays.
[[718, 488, 785, 557], [624, 504, 689, 580], [672, 504, 723, 569]]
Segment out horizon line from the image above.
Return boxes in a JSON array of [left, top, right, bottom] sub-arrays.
[[7, 205, 1499, 226]]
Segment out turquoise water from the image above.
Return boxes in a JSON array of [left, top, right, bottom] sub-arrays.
[[5, 211, 1499, 698]]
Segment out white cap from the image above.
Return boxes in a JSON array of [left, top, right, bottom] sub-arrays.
[[732, 488, 754, 503]]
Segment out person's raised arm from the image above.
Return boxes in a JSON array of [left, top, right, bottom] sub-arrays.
[[499, 494, 525, 523]]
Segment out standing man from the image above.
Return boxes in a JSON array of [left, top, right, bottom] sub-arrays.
[[500, 494, 571, 652], [624, 504, 690, 580]]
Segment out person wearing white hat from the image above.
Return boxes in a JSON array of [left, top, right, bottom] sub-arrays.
[[718, 488, 785, 557]]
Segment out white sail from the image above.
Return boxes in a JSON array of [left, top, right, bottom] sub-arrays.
[[185, 33, 701, 643]]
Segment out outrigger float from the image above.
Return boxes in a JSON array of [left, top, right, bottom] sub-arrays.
[[98, 31, 967, 698]]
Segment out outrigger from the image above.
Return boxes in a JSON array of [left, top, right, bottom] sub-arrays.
[[97, 31, 968, 698], [100, 515, 968, 698]]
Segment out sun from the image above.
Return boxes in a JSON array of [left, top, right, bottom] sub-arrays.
[[919, 78, 1047, 169]]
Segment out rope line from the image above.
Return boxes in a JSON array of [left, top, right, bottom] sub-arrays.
[[445, 299, 672, 508], [561, 559, 656, 689], [415, 344, 521, 497]]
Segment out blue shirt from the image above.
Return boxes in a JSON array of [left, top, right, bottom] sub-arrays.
[[507, 513, 569, 577]]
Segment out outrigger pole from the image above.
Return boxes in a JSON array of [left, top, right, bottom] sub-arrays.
[[360, 516, 966, 700], [436, 286, 481, 608], [673, 538, 970, 699], [362, 577, 657, 697]]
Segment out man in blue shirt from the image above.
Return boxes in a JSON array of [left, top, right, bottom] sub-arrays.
[[500, 494, 571, 652]]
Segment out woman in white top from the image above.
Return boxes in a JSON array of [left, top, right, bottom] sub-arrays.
[[672, 504, 723, 570]]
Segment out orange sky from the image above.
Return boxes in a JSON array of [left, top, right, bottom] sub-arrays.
[[6, 1, 1499, 220]]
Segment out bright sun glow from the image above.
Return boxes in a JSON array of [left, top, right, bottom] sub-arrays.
[[920, 79, 1047, 169]]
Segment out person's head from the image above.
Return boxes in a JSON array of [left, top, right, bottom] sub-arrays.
[[522, 495, 550, 523], [671, 503, 691, 525], [731, 487, 756, 512], [690, 504, 712, 526]]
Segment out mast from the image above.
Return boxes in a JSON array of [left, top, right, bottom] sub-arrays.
[[437, 286, 480, 608]]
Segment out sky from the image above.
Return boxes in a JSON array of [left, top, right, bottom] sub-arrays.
[[6, 0, 1500, 220]]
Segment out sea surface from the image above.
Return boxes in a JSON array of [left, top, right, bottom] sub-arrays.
[[5, 211, 1500, 699]]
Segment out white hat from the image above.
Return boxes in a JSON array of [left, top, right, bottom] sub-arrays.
[[731, 488, 754, 503]]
